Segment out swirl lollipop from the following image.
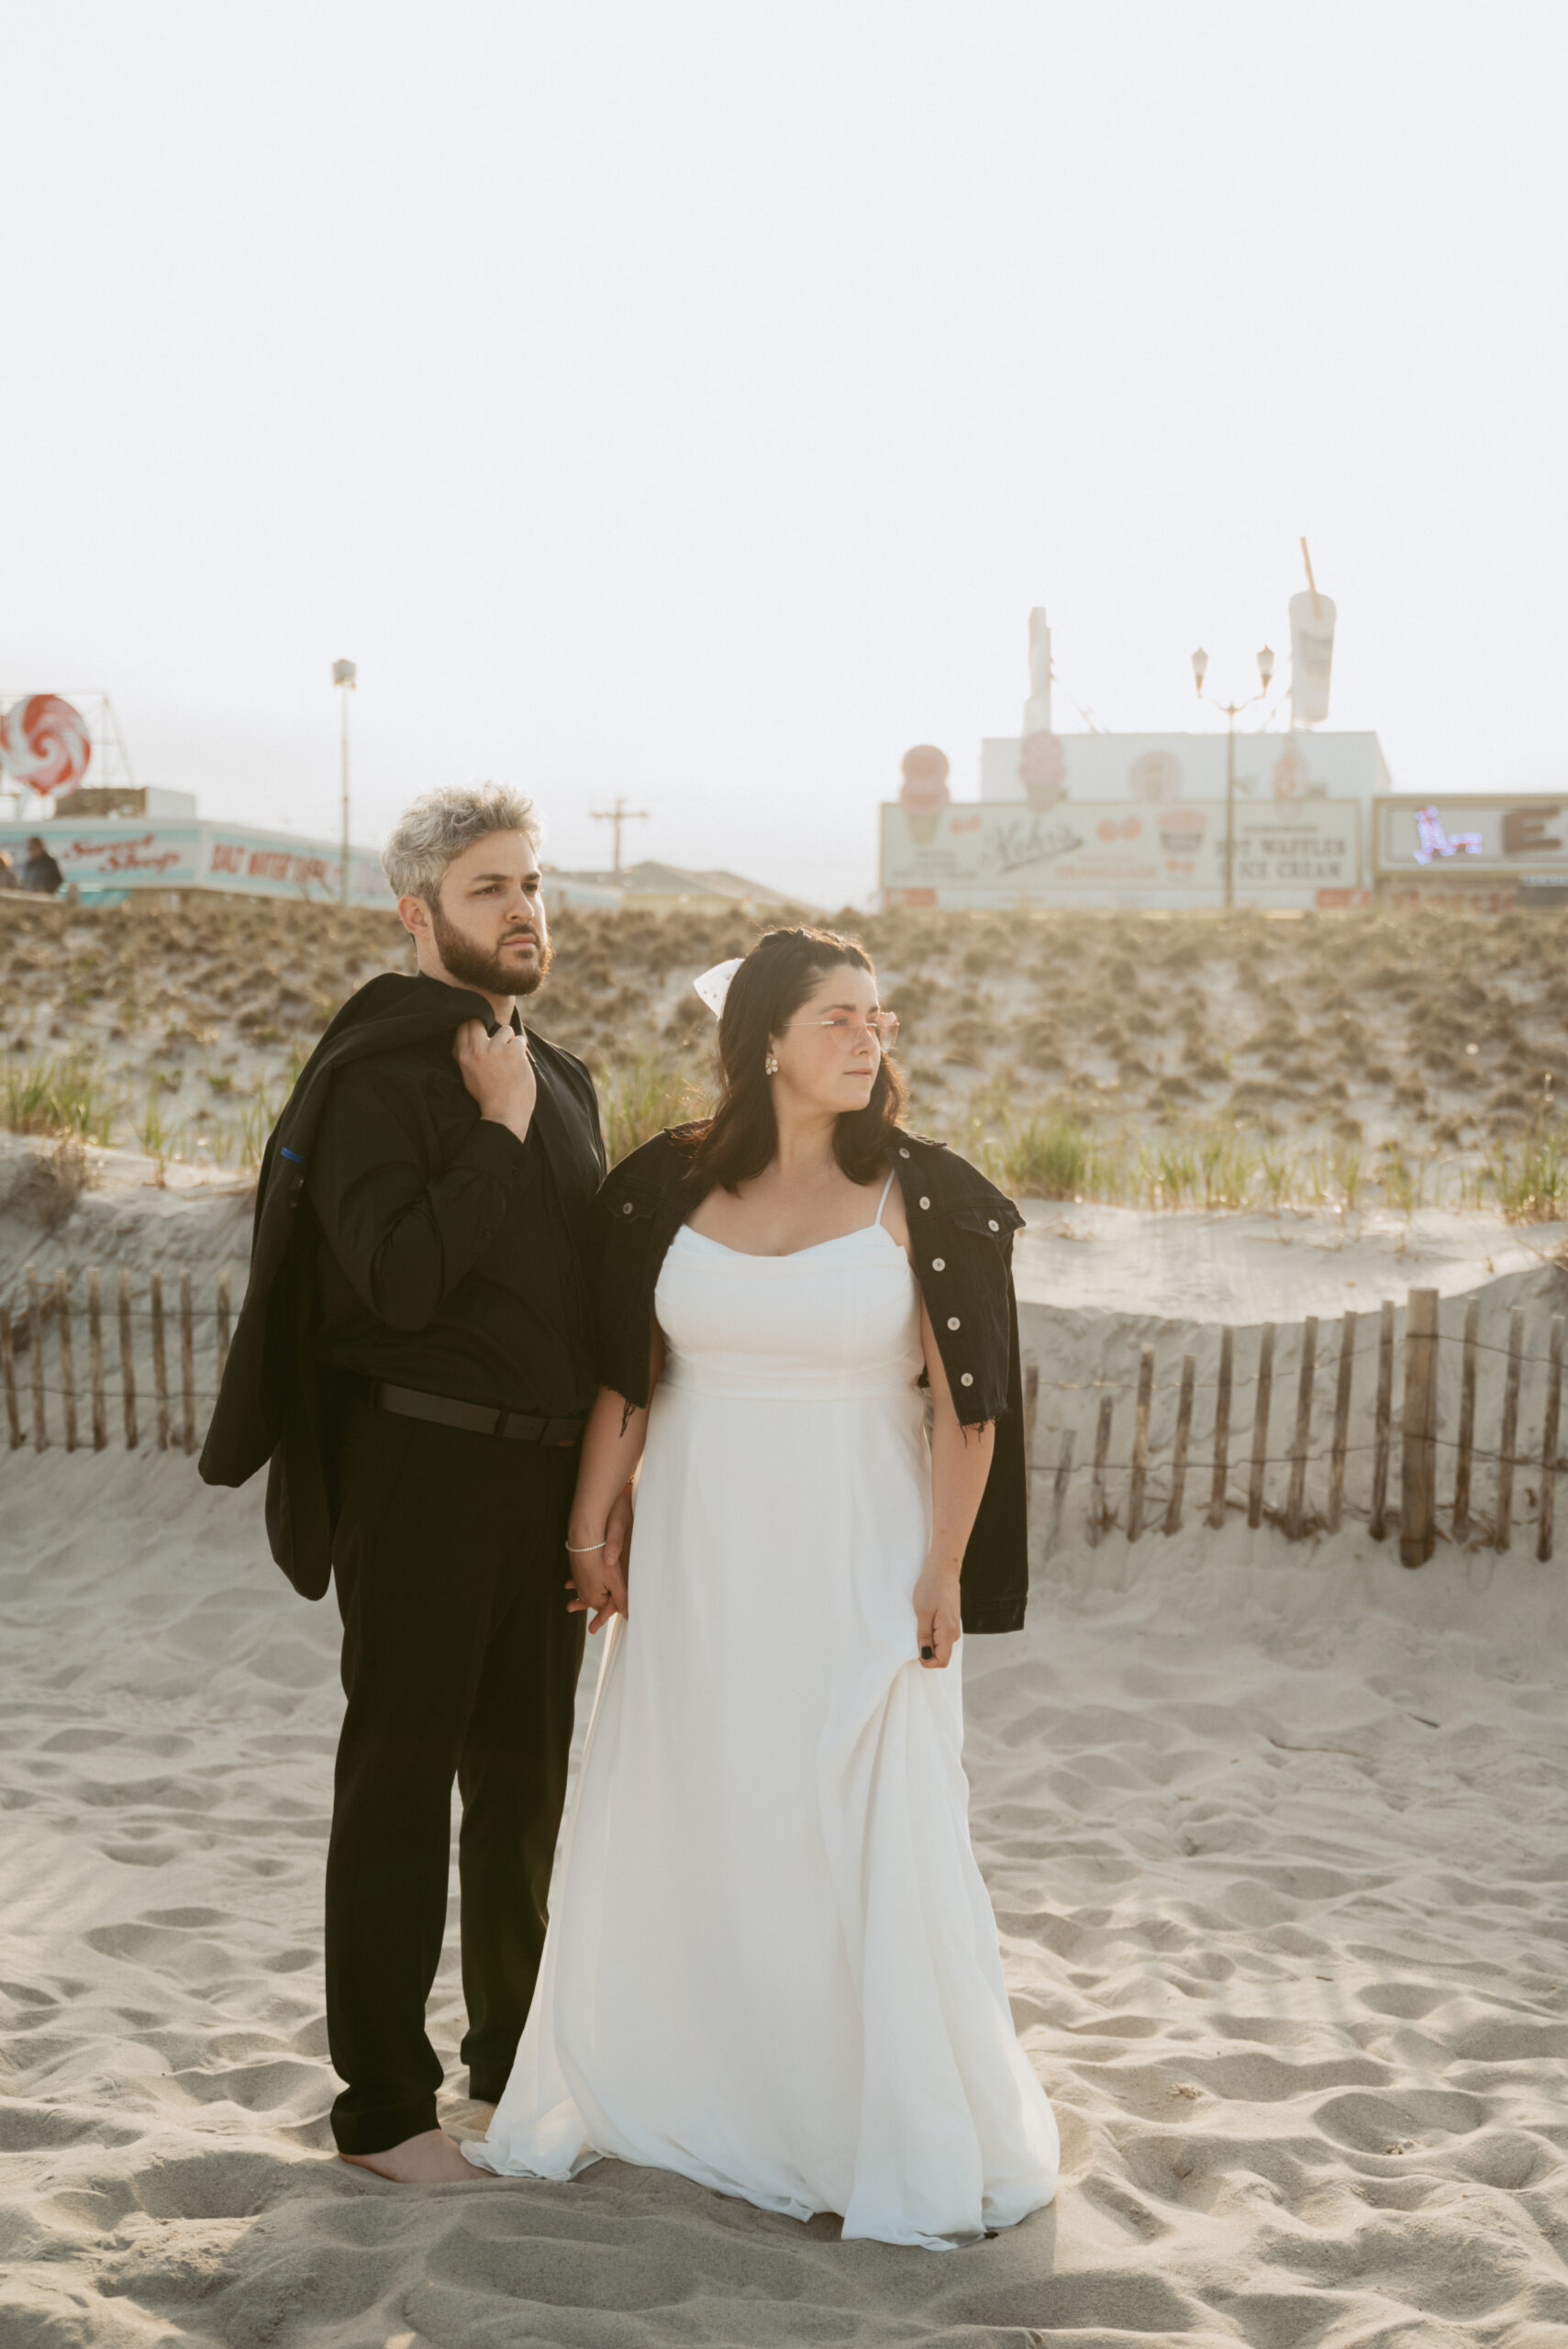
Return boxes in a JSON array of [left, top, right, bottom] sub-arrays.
[[0, 695, 92, 796]]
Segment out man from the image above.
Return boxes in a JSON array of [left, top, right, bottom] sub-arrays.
[[21, 836, 63, 894], [202, 782, 621, 2183]]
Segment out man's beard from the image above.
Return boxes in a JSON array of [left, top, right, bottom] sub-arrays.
[[429, 896, 552, 997]]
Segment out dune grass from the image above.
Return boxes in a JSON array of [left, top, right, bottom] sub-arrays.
[[597, 1051, 709, 1167], [238, 1085, 282, 1171], [1486, 1128, 1568, 1222], [1, 1058, 114, 1145], [965, 1110, 1493, 1217], [988, 1113, 1100, 1200], [8, 899, 1568, 1225]]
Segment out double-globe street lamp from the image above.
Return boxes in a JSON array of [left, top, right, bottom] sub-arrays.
[[1190, 642, 1273, 910]]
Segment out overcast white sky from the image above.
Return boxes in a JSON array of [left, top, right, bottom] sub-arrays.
[[3, 1, 1565, 907]]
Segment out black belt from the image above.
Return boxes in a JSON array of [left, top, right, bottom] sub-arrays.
[[373, 1382, 585, 1446]]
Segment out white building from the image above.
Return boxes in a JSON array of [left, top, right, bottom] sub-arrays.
[[882, 607, 1392, 911], [976, 726, 1390, 814]]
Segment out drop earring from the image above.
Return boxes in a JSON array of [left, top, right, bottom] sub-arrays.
[[764, 1052, 779, 1075]]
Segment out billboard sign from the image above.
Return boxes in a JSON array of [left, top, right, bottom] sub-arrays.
[[881, 799, 1361, 905], [1374, 796, 1568, 876], [0, 818, 393, 907]]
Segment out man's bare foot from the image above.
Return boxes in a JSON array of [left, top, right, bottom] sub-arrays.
[[339, 2128, 483, 2183]]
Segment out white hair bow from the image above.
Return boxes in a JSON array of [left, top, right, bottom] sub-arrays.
[[692, 957, 743, 1018]]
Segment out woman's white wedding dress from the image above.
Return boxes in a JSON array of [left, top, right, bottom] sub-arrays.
[[466, 1181, 1059, 2247]]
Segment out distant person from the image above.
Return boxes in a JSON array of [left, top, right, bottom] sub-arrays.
[[0, 850, 18, 891], [21, 837, 63, 895]]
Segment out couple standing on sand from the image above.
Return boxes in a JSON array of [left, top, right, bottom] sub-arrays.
[[202, 783, 1058, 2251]]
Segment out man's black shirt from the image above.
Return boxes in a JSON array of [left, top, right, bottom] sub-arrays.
[[306, 1004, 599, 1418]]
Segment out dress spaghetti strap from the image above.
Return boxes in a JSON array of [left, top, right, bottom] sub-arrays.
[[873, 1169, 897, 1230]]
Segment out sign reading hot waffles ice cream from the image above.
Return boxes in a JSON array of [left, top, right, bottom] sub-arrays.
[[880, 799, 1361, 907]]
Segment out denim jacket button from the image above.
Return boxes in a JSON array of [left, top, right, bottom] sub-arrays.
[[947, 1316, 961, 1330], [899, 1147, 910, 1158], [960, 1372, 974, 1386], [918, 1197, 930, 1210], [930, 1256, 945, 1271], [622, 1201, 635, 1215], [988, 1218, 999, 1230]]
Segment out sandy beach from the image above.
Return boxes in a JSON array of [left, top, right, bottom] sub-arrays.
[[6, 0, 1565, 2328], [5, 1230, 1568, 2343]]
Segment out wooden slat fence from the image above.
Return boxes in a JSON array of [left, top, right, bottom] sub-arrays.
[[6, 1266, 1567, 1571], [0, 1264, 244, 1457], [1024, 1284, 1568, 1566]]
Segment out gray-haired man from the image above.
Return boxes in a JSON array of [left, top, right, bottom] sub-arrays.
[[204, 784, 621, 2181]]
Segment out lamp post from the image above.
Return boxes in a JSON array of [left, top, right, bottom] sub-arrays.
[[332, 660, 357, 907], [1190, 643, 1273, 910]]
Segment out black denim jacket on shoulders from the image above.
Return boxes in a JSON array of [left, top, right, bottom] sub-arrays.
[[595, 1126, 1029, 1634]]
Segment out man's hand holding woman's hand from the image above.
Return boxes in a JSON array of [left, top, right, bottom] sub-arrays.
[[566, 1485, 634, 1633]]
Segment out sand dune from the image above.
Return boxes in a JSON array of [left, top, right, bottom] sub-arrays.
[[8, 894, 1568, 1199], [4, 1423, 1567, 2347]]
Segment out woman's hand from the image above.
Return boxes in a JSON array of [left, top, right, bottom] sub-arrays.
[[565, 1542, 627, 1634], [565, 1485, 634, 1634], [603, 1485, 634, 1583], [911, 1557, 962, 1669]]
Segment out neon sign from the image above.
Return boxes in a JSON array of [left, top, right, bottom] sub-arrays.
[[1413, 805, 1484, 865]]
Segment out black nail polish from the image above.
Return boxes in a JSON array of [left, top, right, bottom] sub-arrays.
[[920, 1644, 934, 1660]]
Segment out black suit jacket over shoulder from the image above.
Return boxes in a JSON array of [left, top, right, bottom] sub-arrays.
[[197, 972, 605, 1600], [595, 1128, 1030, 1634]]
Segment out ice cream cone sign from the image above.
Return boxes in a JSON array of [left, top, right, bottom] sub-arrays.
[[1271, 740, 1309, 799], [1018, 729, 1066, 809], [899, 745, 950, 845]]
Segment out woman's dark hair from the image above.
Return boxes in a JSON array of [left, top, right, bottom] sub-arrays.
[[686, 927, 906, 1192]]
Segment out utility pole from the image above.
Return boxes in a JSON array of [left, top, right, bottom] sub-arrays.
[[589, 795, 649, 877], [332, 659, 357, 907]]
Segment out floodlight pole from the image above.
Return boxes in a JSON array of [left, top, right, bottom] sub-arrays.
[[1190, 645, 1273, 911], [333, 659, 357, 907]]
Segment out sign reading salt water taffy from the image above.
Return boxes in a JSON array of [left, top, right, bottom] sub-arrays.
[[0, 818, 392, 907]]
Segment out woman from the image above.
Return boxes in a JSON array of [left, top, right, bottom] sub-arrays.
[[467, 928, 1058, 2247]]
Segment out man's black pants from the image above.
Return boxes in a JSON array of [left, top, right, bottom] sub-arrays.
[[326, 1396, 584, 2155]]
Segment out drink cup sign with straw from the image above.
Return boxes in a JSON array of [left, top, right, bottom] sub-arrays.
[[1290, 537, 1337, 726], [899, 744, 951, 844]]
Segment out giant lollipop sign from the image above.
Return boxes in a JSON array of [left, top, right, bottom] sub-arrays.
[[0, 695, 93, 797]]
